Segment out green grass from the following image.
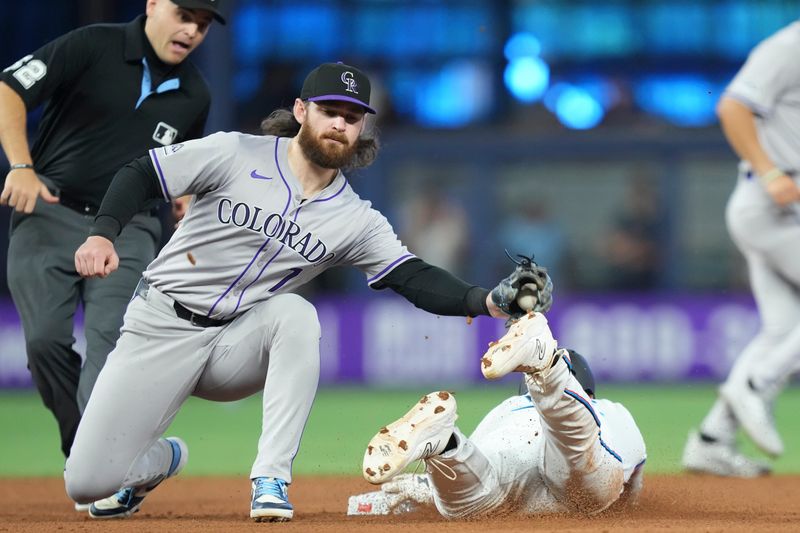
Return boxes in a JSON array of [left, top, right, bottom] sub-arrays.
[[2, 384, 799, 477]]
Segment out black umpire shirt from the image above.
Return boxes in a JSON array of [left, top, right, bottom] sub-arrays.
[[0, 15, 210, 209]]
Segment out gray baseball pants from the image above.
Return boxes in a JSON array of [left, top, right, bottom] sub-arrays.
[[701, 172, 800, 439], [65, 281, 320, 503], [7, 200, 159, 457]]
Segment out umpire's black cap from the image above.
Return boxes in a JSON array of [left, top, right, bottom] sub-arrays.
[[301, 62, 377, 114], [518, 349, 596, 397], [173, 0, 227, 24]]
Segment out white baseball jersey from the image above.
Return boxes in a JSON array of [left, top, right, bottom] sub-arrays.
[[348, 362, 647, 518], [725, 21, 800, 173], [145, 132, 415, 319], [468, 392, 646, 512]]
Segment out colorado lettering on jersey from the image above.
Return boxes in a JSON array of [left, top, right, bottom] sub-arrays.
[[217, 198, 335, 265]]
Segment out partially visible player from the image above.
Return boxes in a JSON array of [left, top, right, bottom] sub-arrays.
[[0, 0, 225, 470], [682, 20, 800, 477], [64, 62, 553, 522], [354, 313, 646, 518]]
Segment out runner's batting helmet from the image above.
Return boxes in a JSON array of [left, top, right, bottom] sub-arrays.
[[518, 349, 596, 398]]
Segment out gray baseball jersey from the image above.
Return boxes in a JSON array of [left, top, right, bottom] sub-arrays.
[[146, 132, 415, 319], [725, 21, 800, 174]]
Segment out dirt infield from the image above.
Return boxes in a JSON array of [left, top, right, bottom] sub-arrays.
[[1, 474, 799, 532]]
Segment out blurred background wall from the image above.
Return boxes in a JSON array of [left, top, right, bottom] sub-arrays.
[[1, 0, 796, 386]]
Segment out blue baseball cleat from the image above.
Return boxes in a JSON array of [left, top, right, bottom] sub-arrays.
[[88, 436, 188, 519], [250, 476, 294, 522]]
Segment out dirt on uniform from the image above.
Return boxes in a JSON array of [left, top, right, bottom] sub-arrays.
[[1, 474, 799, 532]]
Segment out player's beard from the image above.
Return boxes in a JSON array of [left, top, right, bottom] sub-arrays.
[[297, 123, 358, 169]]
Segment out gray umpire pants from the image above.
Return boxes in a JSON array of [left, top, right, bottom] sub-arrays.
[[7, 200, 160, 457]]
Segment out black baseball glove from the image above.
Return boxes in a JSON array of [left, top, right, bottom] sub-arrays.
[[490, 252, 553, 318]]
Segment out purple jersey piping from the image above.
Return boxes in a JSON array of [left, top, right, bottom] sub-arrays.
[[367, 253, 416, 285], [206, 138, 293, 318], [232, 243, 285, 314], [207, 239, 271, 318], [229, 206, 302, 314], [149, 148, 173, 202], [312, 178, 347, 203]]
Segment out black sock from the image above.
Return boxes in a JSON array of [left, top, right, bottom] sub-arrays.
[[443, 433, 458, 453]]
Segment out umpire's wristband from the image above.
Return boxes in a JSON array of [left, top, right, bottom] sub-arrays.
[[89, 215, 122, 243], [464, 286, 491, 317]]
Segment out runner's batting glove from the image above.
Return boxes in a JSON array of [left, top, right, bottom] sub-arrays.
[[490, 252, 554, 320]]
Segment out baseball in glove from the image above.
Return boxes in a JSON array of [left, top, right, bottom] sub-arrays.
[[490, 251, 553, 318]]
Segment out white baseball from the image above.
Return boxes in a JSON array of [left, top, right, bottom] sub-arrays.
[[516, 283, 538, 311]]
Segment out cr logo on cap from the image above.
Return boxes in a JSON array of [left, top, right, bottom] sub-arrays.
[[341, 71, 358, 94]]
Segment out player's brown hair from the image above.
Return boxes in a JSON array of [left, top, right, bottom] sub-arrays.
[[260, 109, 380, 169]]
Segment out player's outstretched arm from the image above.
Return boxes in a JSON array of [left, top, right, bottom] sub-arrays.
[[75, 236, 119, 278], [376, 258, 495, 318], [376, 254, 552, 320]]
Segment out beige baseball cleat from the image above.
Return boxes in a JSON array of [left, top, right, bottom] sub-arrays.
[[362, 391, 457, 485], [481, 312, 558, 380]]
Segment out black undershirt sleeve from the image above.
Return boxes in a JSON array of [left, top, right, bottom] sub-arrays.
[[373, 258, 491, 317], [89, 155, 163, 242]]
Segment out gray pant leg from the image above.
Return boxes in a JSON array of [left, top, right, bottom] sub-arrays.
[[194, 293, 321, 483], [527, 361, 625, 514], [66, 290, 213, 502], [79, 213, 160, 411], [6, 204, 85, 457], [726, 185, 800, 390], [425, 429, 507, 519]]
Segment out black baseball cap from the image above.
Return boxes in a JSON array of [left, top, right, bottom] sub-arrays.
[[300, 62, 376, 114], [172, 0, 227, 25]]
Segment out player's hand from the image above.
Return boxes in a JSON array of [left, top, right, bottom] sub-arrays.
[[0, 168, 59, 214], [765, 174, 800, 207], [74, 236, 119, 278], [172, 195, 192, 227], [486, 293, 509, 318]]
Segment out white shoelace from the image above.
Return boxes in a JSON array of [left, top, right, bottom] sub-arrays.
[[425, 457, 458, 481]]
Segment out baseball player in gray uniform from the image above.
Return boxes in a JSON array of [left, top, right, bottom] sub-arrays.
[[353, 313, 646, 518], [683, 20, 800, 477], [63, 62, 553, 522]]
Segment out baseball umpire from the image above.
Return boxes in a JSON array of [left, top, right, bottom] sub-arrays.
[[0, 0, 225, 471], [65, 61, 553, 522], [355, 313, 647, 518]]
